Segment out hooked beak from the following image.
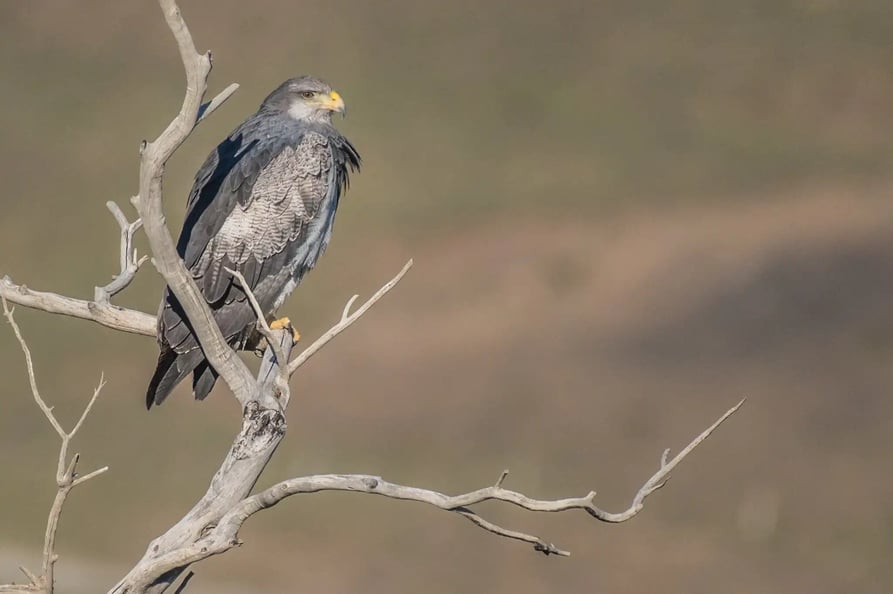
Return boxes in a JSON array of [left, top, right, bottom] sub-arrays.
[[324, 90, 346, 116]]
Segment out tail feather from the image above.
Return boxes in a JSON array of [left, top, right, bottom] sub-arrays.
[[146, 348, 205, 408], [191, 361, 219, 401], [149, 288, 256, 407]]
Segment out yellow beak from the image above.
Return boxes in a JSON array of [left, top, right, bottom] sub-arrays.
[[324, 90, 346, 114]]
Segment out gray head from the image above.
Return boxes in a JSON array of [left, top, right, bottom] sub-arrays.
[[260, 75, 346, 123]]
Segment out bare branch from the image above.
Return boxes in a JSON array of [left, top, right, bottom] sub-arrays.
[[95, 202, 147, 303], [141, 400, 743, 566], [0, 586, 39, 593], [592, 397, 746, 523], [71, 466, 110, 488], [226, 267, 290, 405], [110, 350, 294, 594], [197, 83, 239, 124], [70, 374, 106, 439], [0, 276, 155, 336], [133, 0, 254, 406], [2, 296, 66, 440], [454, 507, 570, 556], [288, 259, 413, 375], [0, 566, 41, 592], [109, 253, 412, 592], [43, 379, 109, 593], [1, 189, 155, 337], [341, 294, 359, 320], [18, 569, 39, 586], [1, 299, 108, 594]]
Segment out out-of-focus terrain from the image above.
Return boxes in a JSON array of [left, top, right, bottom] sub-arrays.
[[1, 1, 892, 593]]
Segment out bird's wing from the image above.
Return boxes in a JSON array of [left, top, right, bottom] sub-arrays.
[[193, 130, 335, 305], [160, 128, 339, 352], [178, 115, 276, 271]]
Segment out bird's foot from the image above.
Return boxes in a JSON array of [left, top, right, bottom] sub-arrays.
[[270, 316, 301, 344]]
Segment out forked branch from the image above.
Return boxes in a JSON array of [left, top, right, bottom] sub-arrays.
[[288, 258, 413, 375], [0, 297, 108, 594], [111, 400, 744, 572], [226, 267, 290, 405], [226, 400, 744, 557], [94, 201, 148, 303], [109, 261, 413, 594], [0, 202, 156, 336]]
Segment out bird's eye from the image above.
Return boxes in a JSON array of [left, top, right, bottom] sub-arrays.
[[301, 91, 315, 99]]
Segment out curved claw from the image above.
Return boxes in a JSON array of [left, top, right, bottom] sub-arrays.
[[270, 317, 301, 344]]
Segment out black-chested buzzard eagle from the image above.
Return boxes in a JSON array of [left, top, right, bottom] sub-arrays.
[[147, 76, 360, 407]]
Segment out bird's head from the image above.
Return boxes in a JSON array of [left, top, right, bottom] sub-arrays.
[[261, 75, 346, 124]]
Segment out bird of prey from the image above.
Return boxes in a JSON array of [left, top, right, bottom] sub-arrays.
[[146, 76, 360, 407]]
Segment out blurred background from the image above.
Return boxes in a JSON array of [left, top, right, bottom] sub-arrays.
[[1, 1, 892, 592]]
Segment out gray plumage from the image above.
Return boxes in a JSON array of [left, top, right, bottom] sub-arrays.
[[147, 76, 360, 407]]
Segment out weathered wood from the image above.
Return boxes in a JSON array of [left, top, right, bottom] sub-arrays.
[[110, 331, 293, 594]]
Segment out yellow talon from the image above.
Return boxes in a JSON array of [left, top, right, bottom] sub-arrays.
[[269, 317, 300, 343], [269, 317, 290, 330]]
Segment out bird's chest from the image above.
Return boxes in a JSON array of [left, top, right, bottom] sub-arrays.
[[270, 182, 339, 310]]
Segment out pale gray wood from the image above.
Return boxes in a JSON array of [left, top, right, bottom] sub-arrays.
[[0, 300, 108, 594], [110, 331, 293, 594]]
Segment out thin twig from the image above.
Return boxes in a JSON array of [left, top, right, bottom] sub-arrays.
[[197, 83, 239, 124], [0, 586, 39, 593], [0, 566, 42, 593], [288, 259, 413, 375], [43, 381, 108, 593], [225, 267, 290, 401], [609, 398, 746, 521], [18, 569, 39, 585], [95, 202, 147, 303], [72, 466, 110, 488], [2, 296, 65, 439], [70, 375, 105, 439], [454, 507, 569, 556]]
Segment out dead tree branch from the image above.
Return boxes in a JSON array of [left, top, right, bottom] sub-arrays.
[[0, 296, 108, 594], [109, 258, 413, 594], [0, 202, 156, 336], [95, 201, 148, 303], [173, 399, 746, 562], [0, 277, 155, 336], [225, 267, 291, 405], [288, 258, 414, 375], [131, 0, 255, 407]]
